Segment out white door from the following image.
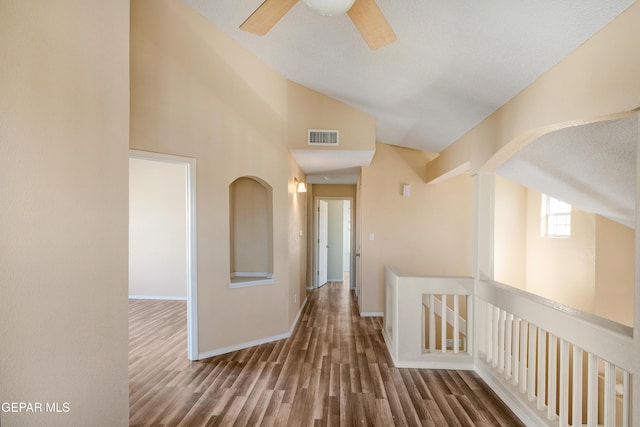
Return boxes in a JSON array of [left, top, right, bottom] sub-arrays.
[[318, 200, 329, 287]]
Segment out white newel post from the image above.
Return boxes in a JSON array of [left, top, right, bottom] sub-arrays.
[[473, 173, 494, 363], [473, 172, 495, 282]]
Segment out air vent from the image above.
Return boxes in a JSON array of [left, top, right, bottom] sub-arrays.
[[308, 129, 339, 146]]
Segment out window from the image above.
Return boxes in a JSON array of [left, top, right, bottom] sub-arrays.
[[541, 194, 571, 238]]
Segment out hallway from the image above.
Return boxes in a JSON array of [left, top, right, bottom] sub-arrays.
[[129, 282, 523, 426]]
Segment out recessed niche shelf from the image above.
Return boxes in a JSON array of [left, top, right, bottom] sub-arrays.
[[229, 176, 274, 289], [229, 272, 275, 288]]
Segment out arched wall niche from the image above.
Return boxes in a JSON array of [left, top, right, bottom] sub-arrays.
[[485, 111, 638, 326], [229, 176, 274, 288]]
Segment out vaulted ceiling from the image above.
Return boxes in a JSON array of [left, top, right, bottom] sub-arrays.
[[184, 0, 635, 154], [497, 116, 638, 228], [182, 1, 637, 218]]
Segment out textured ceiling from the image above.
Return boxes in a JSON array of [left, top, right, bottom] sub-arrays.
[[497, 117, 638, 228], [184, 0, 635, 155]]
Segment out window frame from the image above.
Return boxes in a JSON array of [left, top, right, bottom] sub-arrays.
[[541, 194, 571, 238]]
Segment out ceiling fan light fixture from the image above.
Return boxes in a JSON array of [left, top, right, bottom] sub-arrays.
[[302, 0, 356, 16]]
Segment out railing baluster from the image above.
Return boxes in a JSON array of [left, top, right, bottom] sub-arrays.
[[527, 324, 536, 401], [604, 361, 616, 427], [466, 294, 472, 354], [493, 306, 500, 369], [587, 353, 598, 427], [429, 294, 435, 353], [498, 309, 506, 373], [518, 320, 527, 394], [441, 294, 447, 353], [511, 316, 520, 386], [559, 339, 569, 427], [453, 295, 460, 353], [548, 334, 557, 420], [537, 328, 547, 411], [505, 312, 513, 378], [486, 303, 493, 363], [474, 284, 634, 427], [572, 346, 583, 427], [622, 369, 629, 427]]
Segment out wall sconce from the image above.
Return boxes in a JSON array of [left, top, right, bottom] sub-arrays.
[[295, 177, 307, 193]]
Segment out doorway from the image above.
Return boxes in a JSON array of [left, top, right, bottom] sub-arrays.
[[314, 197, 353, 289], [128, 150, 198, 360]]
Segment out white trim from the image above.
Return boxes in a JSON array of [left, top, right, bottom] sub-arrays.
[[198, 333, 290, 360], [196, 296, 309, 360], [229, 279, 275, 288], [360, 311, 383, 317], [392, 359, 475, 370], [129, 150, 199, 361], [128, 295, 187, 301], [289, 297, 308, 334], [231, 272, 273, 278], [475, 361, 552, 427], [229, 272, 275, 288], [313, 196, 355, 289]]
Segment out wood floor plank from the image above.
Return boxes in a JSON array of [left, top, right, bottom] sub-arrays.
[[129, 283, 525, 426]]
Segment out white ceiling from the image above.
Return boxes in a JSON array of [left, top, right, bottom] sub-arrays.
[[290, 149, 374, 183], [184, 0, 635, 156], [497, 117, 637, 228]]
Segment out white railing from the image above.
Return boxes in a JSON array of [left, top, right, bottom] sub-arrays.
[[383, 266, 635, 426], [383, 266, 474, 369], [476, 280, 633, 427]]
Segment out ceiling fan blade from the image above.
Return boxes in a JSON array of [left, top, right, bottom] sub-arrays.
[[347, 0, 397, 50], [240, 0, 299, 36]]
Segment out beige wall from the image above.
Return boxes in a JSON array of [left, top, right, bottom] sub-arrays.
[[494, 178, 635, 325], [359, 143, 474, 313], [0, 0, 130, 425], [422, 2, 640, 327], [131, 0, 373, 352], [131, 0, 293, 350], [427, 2, 640, 181], [595, 216, 634, 326], [230, 177, 273, 275], [494, 176, 528, 289], [288, 157, 307, 324], [129, 158, 188, 298], [288, 81, 376, 151], [526, 190, 596, 313]]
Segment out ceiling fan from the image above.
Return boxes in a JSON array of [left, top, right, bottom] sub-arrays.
[[240, 0, 397, 50]]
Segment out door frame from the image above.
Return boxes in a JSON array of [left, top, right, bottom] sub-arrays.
[[317, 200, 329, 287], [313, 196, 355, 289], [129, 150, 198, 360]]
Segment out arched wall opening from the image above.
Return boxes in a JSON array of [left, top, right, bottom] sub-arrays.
[[229, 176, 274, 288]]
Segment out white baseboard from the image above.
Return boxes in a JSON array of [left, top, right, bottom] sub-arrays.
[[360, 311, 383, 317], [289, 296, 308, 334], [129, 295, 187, 301], [392, 359, 475, 370], [197, 295, 309, 360], [475, 361, 550, 427], [198, 332, 290, 360]]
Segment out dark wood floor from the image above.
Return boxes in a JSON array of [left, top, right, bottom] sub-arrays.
[[129, 282, 524, 426]]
